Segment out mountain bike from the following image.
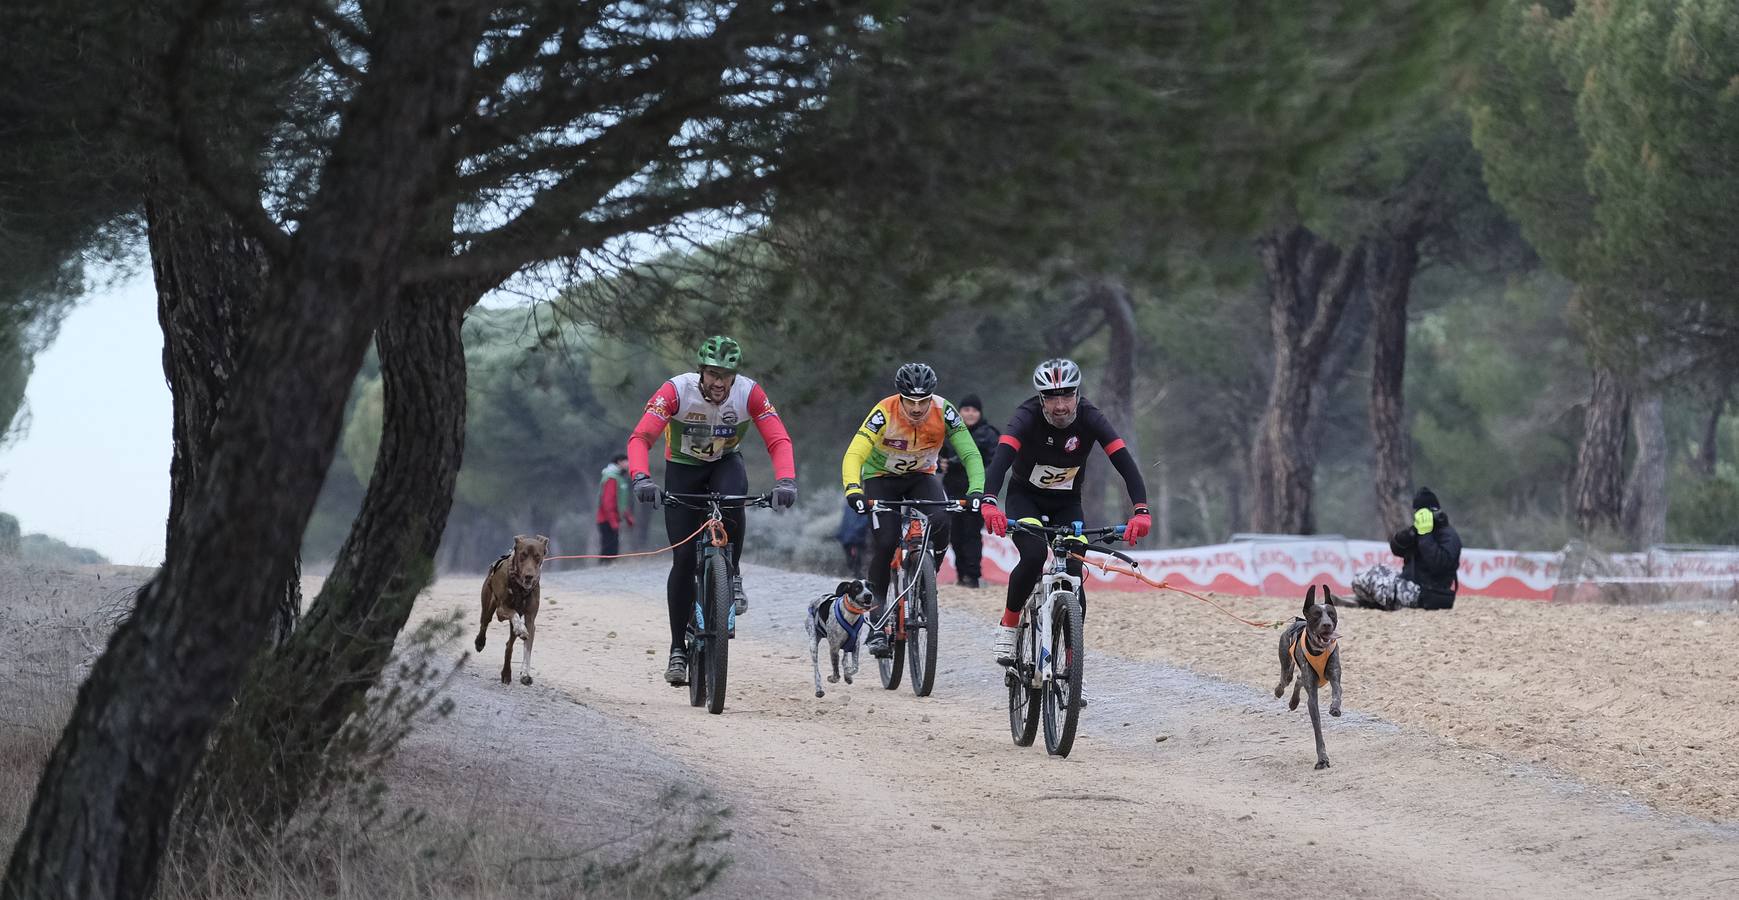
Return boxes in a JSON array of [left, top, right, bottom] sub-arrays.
[[866, 498, 969, 697], [660, 491, 772, 714], [1004, 518, 1132, 757]]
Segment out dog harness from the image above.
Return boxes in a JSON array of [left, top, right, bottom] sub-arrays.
[[817, 593, 870, 653], [1289, 622, 1337, 682]]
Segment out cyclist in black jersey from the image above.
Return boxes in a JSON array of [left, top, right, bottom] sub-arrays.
[[979, 358, 1151, 663]]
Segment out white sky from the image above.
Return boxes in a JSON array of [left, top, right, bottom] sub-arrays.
[[0, 271, 171, 565]]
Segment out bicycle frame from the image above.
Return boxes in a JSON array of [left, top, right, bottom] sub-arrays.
[[1009, 520, 1128, 691], [866, 498, 964, 637]]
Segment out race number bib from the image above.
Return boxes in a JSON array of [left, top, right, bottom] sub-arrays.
[[1028, 464, 1080, 490], [885, 449, 936, 475], [680, 424, 735, 461]]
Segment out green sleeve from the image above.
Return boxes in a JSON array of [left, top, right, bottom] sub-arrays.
[[946, 424, 985, 493]]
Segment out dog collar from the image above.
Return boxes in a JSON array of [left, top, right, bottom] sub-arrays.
[[839, 594, 871, 616]]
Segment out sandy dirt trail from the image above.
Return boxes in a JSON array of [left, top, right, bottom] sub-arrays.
[[416, 561, 1739, 899]]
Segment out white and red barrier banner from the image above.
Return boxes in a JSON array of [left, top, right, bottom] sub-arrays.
[[948, 536, 1739, 601]]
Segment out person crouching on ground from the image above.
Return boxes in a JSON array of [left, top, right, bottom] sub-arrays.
[[1351, 487, 1463, 610]]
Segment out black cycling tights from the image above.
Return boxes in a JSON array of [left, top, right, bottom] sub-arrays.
[[1004, 488, 1088, 621], [863, 473, 952, 611], [663, 455, 747, 650]]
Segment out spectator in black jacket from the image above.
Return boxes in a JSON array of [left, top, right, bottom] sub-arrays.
[[939, 394, 1000, 587], [1352, 487, 1463, 610]]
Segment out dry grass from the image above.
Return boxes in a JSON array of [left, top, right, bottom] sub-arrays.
[[0, 562, 729, 899]]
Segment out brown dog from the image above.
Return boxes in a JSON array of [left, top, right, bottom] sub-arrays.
[[476, 534, 549, 685]]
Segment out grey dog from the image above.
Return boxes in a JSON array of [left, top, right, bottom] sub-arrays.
[[1274, 584, 1343, 770], [807, 580, 875, 698]]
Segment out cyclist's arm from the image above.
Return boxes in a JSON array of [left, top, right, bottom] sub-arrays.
[[1087, 406, 1148, 506], [626, 381, 679, 479], [747, 382, 796, 480], [945, 423, 985, 493], [981, 403, 1036, 500], [840, 405, 883, 491]]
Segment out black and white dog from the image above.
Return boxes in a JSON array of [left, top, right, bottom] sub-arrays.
[[807, 580, 876, 698]]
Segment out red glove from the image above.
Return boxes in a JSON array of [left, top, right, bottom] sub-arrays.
[[980, 498, 1008, 537], [1123, 506, 1151, 545]]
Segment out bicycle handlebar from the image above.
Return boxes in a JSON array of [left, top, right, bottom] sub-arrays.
[[660, 491, 774, 510], [867, 498, 972, 511], [1007, 520, 1127, 541]]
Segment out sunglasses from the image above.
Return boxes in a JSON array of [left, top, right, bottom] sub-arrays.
[[1040, 389, 1077, 399]]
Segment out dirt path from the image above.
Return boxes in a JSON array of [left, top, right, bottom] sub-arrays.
[[418, 562, 1739, 899]]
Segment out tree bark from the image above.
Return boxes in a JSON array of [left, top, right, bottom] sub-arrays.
[[1249, 225, 1366, 534], [1366, 234, 1421, 532], [1088, 277, 1139, 527], [1621, 385, 1667, 548], [1572, 365, 1630, 537], [148, 189, 302, 645], [2, 3, 487, 895], [189, 281, 471, 833], [1695, 387, 1726, 477]]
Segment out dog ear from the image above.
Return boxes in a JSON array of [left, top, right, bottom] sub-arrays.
[[537, 534, 551, 554], [1304, 584, 1317, 611], [835, 581, 856, 597]]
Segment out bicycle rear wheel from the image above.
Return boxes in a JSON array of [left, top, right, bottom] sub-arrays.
[[703, 553, 732, 714], [906, 550, 939, 697], [1007, 620, 1040, 746], [1042, 593, 1085, 756]]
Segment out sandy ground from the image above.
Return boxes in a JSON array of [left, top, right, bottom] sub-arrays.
[[414, 560, 1739, 899], [8, 559, 1739, 898], [942, 579, 1739, 821]]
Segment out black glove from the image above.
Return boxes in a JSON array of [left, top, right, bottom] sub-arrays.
[[632, 473, 659, 505], [965, 490, 985, 512], [845, 484, 869, 515], [773, 477, 798, 509]]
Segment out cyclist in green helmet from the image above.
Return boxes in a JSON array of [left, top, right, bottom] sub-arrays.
[[626, 336, 799, 685]]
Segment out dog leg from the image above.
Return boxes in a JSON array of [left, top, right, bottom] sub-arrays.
[[1307, 683, 1331, 769], [1328, 655, 1342, 718], [1274, 641, 1295, 699], [519, 621, 534, 686], [511, 611, 528, 640], [844, 648, 857, 684], [1289, 678, 1302, 711], [813, 637, 825, 698], [501, 631, 516, 684], [827, 647, 841, 684], [476, 592, 493, 652]]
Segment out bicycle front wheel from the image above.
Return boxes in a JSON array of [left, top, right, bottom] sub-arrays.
[[906, 550, 939, 697], [1042, 592, 1085, 756], [703, 552, 732, 714]]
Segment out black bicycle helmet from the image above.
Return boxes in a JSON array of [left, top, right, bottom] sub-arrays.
[[894, 362, 938, 399]]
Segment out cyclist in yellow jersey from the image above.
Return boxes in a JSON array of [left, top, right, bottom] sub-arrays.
[[841, 362, 986, 656]]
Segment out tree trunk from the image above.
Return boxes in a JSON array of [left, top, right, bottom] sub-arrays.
[[1249, 225, 1366, 534], [2, 4, 486, 894], [189, 283, 471, 833], [1572, 365, 1630, 536], [148, 190, 303, 645], [1366, 235, 1420, 532], [1088, 277, 1139, 527], [1695, 387, 1726, 477], [1621, 386, 1667, 548]]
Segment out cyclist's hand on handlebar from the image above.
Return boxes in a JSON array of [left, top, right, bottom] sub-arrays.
[[965, 490, 985, 512], [845, 485, 870, 516], [772, 477, 798, 509], [1123, 505, 1152, 545], [632, 473, 660, 505], [979, 497, 1007, 537]]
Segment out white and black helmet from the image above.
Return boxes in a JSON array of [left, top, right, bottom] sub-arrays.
[[1032, 358, 1083, 393], [894, 362, 938, 399]]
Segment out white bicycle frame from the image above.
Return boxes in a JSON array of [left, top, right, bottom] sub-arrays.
[[1021, 554, 1080, 690]]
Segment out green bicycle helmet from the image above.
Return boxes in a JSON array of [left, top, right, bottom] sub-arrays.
[[696, 335, 742, 371]]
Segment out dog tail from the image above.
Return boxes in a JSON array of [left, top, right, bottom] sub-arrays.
[[804, 595, 821, 640]]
